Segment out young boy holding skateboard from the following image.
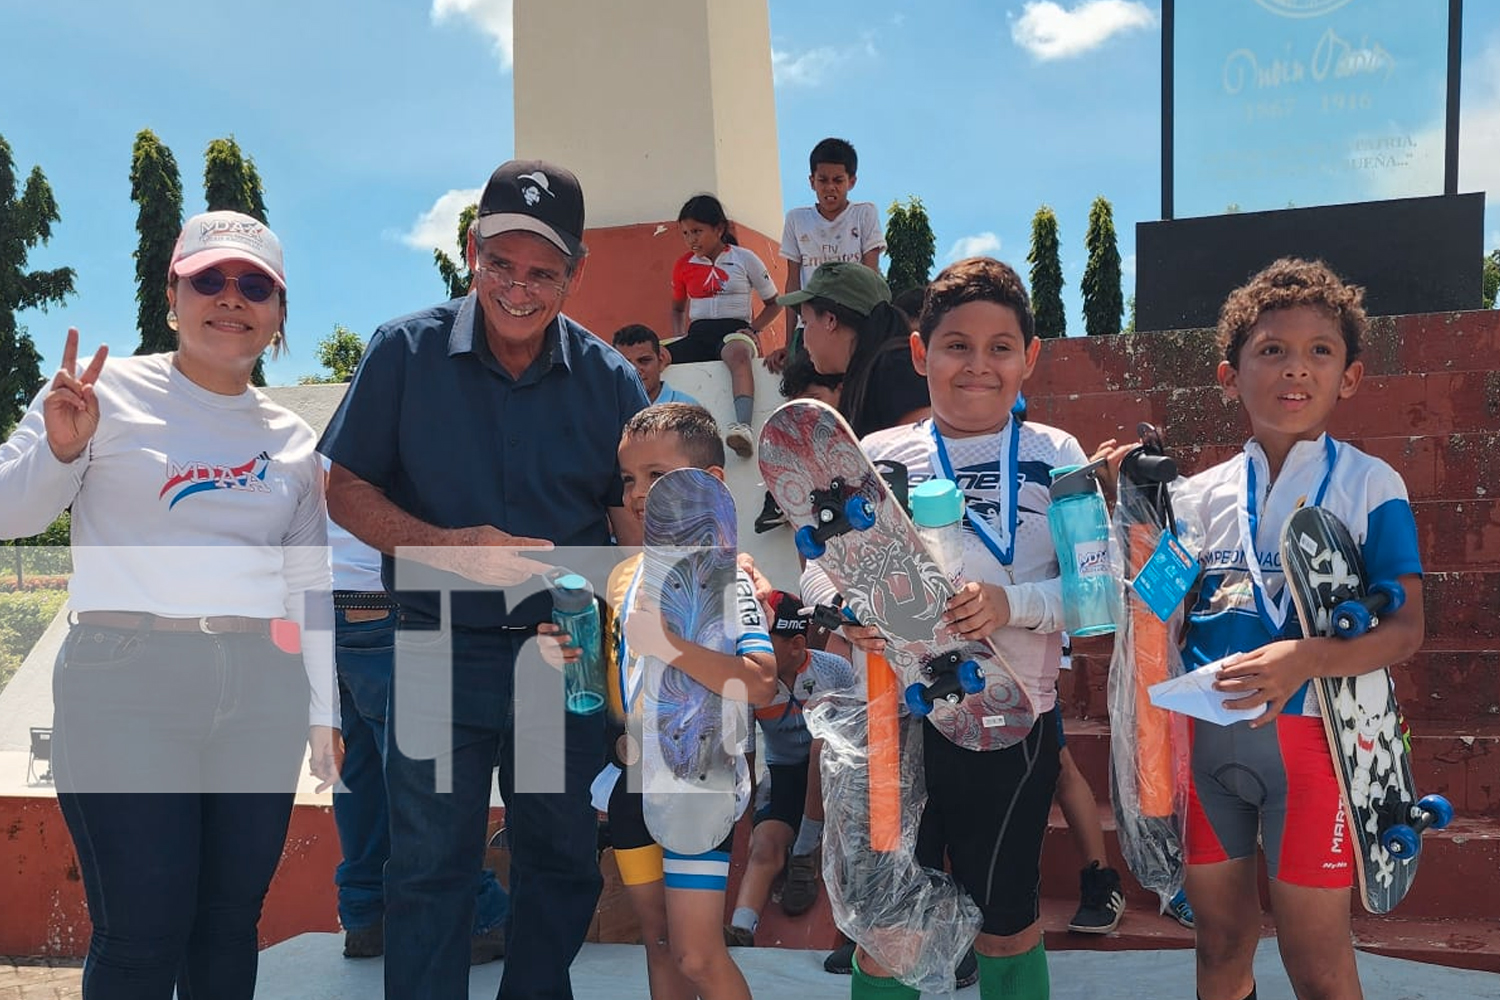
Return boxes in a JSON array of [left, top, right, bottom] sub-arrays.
[[801, 256, 1091, 1000], [541, 402, 776, 1000], [1159, 258, 1425, 1000]]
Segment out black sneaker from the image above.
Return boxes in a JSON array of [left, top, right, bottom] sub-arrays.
[[754, 490, 787, 533], [955, 946, 978, 988], [1068, 860, 1125, 934], [343, 923, 383, 958], [823, 939, 855, 974], [470, 924, 506, 965]]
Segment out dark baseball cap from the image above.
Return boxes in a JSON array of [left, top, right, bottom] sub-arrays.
[[475, 159, 585, 257], [767, 590, 810, 636], [777, 261, 891, 317]]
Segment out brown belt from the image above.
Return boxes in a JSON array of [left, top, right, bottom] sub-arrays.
[[74, 611, 273, 635]]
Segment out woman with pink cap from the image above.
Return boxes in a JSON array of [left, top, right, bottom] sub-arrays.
[[0, 210, 339, 999]]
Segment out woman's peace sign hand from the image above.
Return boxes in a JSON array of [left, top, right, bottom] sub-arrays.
[[44, 328, 108, 463]]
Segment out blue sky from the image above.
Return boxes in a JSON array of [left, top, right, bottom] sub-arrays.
[[4, 0, 1497, 386]]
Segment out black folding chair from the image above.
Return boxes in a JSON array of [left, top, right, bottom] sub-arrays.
[[28, 726, 54, 785]]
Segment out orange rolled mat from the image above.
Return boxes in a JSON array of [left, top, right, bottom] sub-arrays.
[[1130, 522, 1175, 819], [867, 651, 901, 852]]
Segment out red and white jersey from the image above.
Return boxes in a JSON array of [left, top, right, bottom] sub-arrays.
[[671, 245, 778, 323]]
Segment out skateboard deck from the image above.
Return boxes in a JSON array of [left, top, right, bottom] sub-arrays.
[[1280, 505, 1450, 914], [758, 399, 1036, 751], [639, 468, 747, 855]]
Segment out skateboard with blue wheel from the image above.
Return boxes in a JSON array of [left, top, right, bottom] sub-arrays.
[[758, 399, 1035, 751], [639, 468, 748, 855], [1280, 505, 1452, 914]]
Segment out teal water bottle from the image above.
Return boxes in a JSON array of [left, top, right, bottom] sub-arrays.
[[1048, 462, 1117, 637], [911, 479, 965, 584], [549, 572, 605, 715]]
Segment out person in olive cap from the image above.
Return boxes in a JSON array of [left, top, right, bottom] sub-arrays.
[[321, 160, 648, 1000]]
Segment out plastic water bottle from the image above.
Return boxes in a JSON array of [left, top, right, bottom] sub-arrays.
[[549, 573, 605, 715], [911, 479, 965, 584], [1048, 462, 1117, 637]]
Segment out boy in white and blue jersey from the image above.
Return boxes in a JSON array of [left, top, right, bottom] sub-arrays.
[[540, 403, 774, 1000], [1172, 258, 1424, 1000]]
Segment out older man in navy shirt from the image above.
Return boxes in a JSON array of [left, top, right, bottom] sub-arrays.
[[321, 159, 648, 1000]]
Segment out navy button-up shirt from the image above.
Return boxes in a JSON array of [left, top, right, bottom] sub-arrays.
[[320, 295, 648, 627]]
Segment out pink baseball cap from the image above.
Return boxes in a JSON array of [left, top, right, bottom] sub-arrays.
[[170, 211, 287, 289]]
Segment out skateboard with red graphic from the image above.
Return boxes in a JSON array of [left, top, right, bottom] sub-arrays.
[[758, 399, 1035, 751], [1280, 505, 1452, 914]]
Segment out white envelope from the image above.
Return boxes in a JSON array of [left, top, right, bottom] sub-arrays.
[[1147, 656, 1267, 726]]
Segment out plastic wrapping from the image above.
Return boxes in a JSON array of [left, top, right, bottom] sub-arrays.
[[1106, 460, 1192, 909], [806, 688, 980, 995]]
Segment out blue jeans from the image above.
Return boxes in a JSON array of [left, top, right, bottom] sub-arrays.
[[52, 625, 306, 999], [332, 607, 508, 933], [384, 621, 604, 1000]]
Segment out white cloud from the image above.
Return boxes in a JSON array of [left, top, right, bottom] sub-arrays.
[[1122, 252, 1137, 279], [945, 232, 1003, 262], [402, 188, 484, 254], [432, 0, 513, 69], [772, 36, 878, 88], [1010, 1, 1154, 62]]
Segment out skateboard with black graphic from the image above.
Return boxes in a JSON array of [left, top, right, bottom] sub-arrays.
[[758, 399, 1035, 751], [1279, 505, 1452, 914], [639, 468, 748, 855]]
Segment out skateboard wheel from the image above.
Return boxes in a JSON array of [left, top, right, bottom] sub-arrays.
[[957, 659, 985, 694], [1381, 824, 1421, 859], [1332, 599, 1373, 639], [845, 496, 876, 531], [1371, 580, 1405, 615], [904, 682, 935, 717], [795, 525, 826, 560], [1417, 794, 1454, 830]]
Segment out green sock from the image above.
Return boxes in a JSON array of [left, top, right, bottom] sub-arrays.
[[850, 951, 919, 1000], [977, 939, 1049, 1000]]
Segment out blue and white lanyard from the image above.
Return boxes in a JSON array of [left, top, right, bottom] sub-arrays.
[[1238, 435, 1338, 633], [929, 418, 1020, 568]]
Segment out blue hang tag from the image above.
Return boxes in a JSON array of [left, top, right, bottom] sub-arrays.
[[1129, 532, 1200, 623]]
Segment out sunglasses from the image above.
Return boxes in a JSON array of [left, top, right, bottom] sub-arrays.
[[186, 267, 278, 303]]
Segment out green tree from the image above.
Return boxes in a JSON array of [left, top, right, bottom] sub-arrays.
[[435, 203, 479, 299], [1026, 206, 1065, 339], [884, 196, 936, 296], [1122, 294, 1137, 335], [130, 130, 184, 355], [203, 136, 271, 383], [298, 324, 365, 384], [0, 134, 75, 432], [203, 136, 267, 223], [1082, 196, 1123, 337], [1482, 248, 1500, 310]]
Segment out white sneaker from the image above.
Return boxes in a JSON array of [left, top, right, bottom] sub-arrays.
[[725, 422, 754, 458]]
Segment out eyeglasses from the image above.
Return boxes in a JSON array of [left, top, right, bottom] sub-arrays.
[[186, 268, 278, 303], [474, 258, 568, 299]]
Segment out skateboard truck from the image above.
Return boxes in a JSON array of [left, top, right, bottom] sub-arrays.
[[795, 478, 878, 560], [1331, 580, 1405, 639], [904, 651, 986, 717], [809, 596, 857, 633], [1379, 792, 1454, 859]]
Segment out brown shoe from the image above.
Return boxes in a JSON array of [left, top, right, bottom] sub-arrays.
[[781, 852, 820, 916], [723, 923, 755, 947], [470, 924, 507, 965]]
